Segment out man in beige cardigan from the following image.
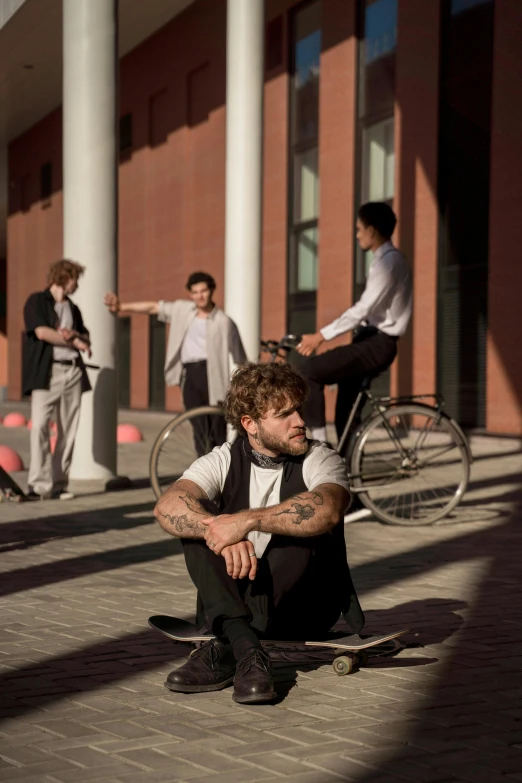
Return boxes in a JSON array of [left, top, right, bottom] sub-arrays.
[[104, 272, 246, 453]]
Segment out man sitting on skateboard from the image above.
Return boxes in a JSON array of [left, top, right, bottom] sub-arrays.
[[154, 362, 364, 704]]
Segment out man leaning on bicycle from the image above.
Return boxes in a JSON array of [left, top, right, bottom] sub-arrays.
[[296, 202, 412, 447]]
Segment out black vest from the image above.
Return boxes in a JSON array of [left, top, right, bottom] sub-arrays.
[[220, 438, 364, 633]]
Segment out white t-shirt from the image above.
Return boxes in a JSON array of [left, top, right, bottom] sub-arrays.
[[180, 317, 208, 364], [53, 300, 78, 361], [182, 441, 350, 558]]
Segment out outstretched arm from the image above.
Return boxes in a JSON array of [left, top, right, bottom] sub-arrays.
[[202, 483, 349, 554], [104, 292, 159, 315], [154, 479, 215, 539]]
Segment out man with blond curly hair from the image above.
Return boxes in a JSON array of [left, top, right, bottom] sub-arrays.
[[23, 259, 91, 500], [154, 362, 364, 704]]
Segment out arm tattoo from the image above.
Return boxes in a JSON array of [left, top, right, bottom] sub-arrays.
[[179, 492, 206, 516], [159, 512, 206, 536], [294, 491, 324, 506], [274, 502, 316, 525]]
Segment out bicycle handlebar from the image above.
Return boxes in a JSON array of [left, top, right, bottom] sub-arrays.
[[260, 335, 301, 355]]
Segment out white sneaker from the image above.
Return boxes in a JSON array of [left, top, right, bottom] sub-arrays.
[[51, 490, 75, 501]]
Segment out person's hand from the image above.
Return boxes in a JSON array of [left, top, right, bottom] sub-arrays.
[[58, 328, 79, 343], [296, 332, 324, 357], [104, 292, 120, 313], [73, 338, 92, 358], [221, 541, 257, 580], [202, 513, 252, 554]]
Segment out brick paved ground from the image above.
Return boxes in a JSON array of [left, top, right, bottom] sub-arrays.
[[1, 403, 522, 782]]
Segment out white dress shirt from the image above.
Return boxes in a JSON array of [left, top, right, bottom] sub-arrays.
[[320, 241, 412, 341], [182, 441, 350, 558]]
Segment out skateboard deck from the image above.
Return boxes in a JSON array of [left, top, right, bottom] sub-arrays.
[[148, 615, 409, 675], [0, 466, 26, 502]]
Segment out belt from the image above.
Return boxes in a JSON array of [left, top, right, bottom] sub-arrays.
[[182, 359, 207, 368], [53, 358, 80, 366]]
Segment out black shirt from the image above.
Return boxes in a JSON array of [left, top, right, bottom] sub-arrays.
[[22, 288, 90, 396]]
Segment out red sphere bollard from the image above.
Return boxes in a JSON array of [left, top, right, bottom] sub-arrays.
[[117, 423, 143, 443], [0, 445, 24, 472], [3, 412, 27, 428]]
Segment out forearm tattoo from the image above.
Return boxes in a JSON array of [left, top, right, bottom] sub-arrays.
[[273, 490, 324, 526], [159, 491, 210, 536], [159, 513, 206, 535], [178, 492, 206, 515]]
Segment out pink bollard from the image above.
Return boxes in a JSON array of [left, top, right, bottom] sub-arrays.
[[117, 423, 143, 443], [3, 412, 27, 428], [0, 445, 24, 472]]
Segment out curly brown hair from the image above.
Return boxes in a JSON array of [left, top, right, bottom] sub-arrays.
[[47, 259, 85, 288], [224, 362, 308, 435]]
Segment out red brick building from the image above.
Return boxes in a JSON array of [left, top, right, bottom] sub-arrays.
[[1, 0, 521, 434]]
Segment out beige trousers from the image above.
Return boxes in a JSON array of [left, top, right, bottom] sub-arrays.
[[28, 363, 83, 497]]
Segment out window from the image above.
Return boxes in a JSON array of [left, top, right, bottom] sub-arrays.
[[287, 0, 321, 337], [361, 118, 394, 203], [119, 114, 132, 153], [355, 0, 397, 296], [40, 162, 52, 201]]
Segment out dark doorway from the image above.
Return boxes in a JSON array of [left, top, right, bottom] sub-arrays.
[[437, 0, 494, 428], [149, 315, 166, 410], [118, 317, 131, 408]]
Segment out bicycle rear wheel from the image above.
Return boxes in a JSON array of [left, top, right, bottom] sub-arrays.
[[350, 403, 470, 525], [149, 406, 231, 499]]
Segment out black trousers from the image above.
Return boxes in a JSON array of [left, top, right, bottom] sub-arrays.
[[182, 535, 344, 641], [299, 328, 398, 440], [182, 360, 226, 457]]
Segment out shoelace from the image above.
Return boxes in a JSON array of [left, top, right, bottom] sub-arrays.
[[235, 649, 270, 677], [189, 640, 220, 666]]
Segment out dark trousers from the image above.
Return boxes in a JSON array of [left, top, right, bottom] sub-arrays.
[[182, 536, 344, 641], [182, 360, 226, 457], [299, 328, 398, 439]]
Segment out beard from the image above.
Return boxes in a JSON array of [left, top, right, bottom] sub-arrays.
[[256, 422, 308, 456]]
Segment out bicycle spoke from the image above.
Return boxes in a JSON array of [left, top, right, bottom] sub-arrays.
[[353, 404, 469, 525], [151, 408, 228, 498]]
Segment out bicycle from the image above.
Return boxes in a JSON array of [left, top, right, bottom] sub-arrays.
[[149, 335, 472, 526]]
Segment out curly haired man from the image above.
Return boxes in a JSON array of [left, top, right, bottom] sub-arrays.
[[154, 362, 364, 704], [23, 259, 92, 500]]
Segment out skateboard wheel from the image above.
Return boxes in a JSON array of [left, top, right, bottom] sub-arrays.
[[333, 655, 353, 675]]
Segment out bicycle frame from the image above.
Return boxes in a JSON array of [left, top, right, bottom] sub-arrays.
[[338, 391, 447, 488]]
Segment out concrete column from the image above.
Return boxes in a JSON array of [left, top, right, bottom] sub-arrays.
[[63, 0, 118, 482], [224, 0, 264, 361]]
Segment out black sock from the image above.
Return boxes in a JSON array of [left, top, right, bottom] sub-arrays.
[[221, 617, 261, 660]]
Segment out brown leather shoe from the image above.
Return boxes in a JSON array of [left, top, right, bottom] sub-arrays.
[[165, 640, 236, 693], [232, 647, 277, 704]]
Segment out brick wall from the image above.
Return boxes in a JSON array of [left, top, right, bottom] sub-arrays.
[[486, 0, 522, 434]]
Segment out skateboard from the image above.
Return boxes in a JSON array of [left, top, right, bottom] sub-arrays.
[[0, 466, 26, 503], [148, 615, 409, 675]]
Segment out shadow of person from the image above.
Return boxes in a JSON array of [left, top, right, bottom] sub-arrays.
[[361, 597, 467, 647]]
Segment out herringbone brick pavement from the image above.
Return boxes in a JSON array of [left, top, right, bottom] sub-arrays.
[[1, 407, 521, 782]]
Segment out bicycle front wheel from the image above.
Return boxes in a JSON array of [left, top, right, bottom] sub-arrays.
[[350, 403, 470, 525], [149, 406, 231, 499]]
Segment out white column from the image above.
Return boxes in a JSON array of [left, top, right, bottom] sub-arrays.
[[224, 0, 264, 361], [64, 0, 118, 482]]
